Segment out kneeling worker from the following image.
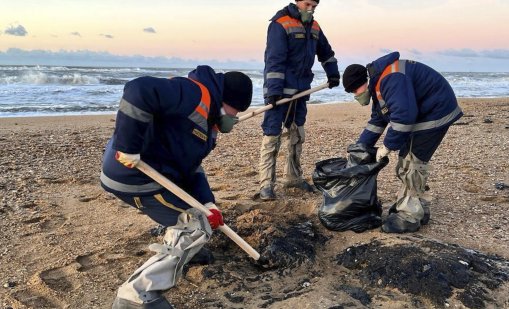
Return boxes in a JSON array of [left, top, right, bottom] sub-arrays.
[[100, 65, 253, 308]]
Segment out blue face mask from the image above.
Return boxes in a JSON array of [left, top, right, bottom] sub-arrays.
[[218, 108, 238, 133]]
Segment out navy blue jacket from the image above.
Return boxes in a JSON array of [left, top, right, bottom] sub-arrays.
[[263, 3, 339, 100], [100, 66, 224, 204], [358, 52, 463, 150]]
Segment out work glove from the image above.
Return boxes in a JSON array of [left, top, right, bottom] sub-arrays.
[[265, 95, 282, 108], [327, 74, 340, 89], [115, 151, 140, 168], [376, 145, 392, 162], [204, 202, 224, 229]]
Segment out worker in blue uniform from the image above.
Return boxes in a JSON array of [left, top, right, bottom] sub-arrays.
[[101, 65, 252, 308], [259, 0, 340, 200], [342, 52, 463, 233]]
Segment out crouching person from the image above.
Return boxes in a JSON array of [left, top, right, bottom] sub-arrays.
[[100, 66, 253, 308], [342, 51, 463, 233]]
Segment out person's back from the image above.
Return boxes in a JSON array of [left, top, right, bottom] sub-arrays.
[[403, 61, 458, 120], [342, 52, 463, 233], [102, 66, 253, 309]]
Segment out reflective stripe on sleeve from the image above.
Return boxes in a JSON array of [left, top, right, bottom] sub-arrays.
[[100, 171, 162, 193], [365, 123, 386, 134], [119, 98, 153, 123], [283, 88, 298, 95], [263, 87, 298, 96], [390, 106, 463, 133], [322, 56, 338, 64], [266, 72, 285, 79]]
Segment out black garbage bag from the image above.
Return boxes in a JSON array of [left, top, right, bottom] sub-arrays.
[[312, 144, 389, 233]]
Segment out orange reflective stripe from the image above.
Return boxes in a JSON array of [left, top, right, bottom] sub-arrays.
[[312, 21, 320, 31], [189, 79, 211, 119], [375, 60, 399, 100], [276, 16, 302, 29], [195, 105, 208, 119]]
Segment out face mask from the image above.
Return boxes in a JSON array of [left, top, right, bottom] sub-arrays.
[[218, 108, 239, 133], [354, 89, 371, 106], [299, 9, 314, 23]]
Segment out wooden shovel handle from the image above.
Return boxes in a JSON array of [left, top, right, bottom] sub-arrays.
[[238, 83, 330, 122], [136, 160, 261, 260]]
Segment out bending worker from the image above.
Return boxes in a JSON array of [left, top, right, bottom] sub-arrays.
[[100, 65, 253, 308], [259, 0, 340, 200], [342, 51, 463, 233]]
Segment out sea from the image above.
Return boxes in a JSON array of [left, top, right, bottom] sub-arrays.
[[0, 65, 508, 117]]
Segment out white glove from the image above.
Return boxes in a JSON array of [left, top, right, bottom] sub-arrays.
[[204, 202, 219, 210], [115, 151, 140, 168], [376, 145, 392, 162]]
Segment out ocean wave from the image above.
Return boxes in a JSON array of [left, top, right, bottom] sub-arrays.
[[0, 71, 101, 85], [0, 104, 118, 114], [99, 77, 128, 85]]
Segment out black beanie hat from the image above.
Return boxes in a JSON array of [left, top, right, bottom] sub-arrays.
[[296, 0, 319, 3], [342, 64, 368, 93], [223, 71, 253, 112]]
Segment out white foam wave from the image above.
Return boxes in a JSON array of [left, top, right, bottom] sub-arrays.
[[0, 71, 100, 85]]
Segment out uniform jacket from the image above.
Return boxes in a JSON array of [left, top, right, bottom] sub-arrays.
[[100, 65, 224, 204], [358, 52, 463, 150], [263, 3, 339, 101]]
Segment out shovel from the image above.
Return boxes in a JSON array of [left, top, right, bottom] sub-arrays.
[[136, 160, 261, 261], [238, 83, 330, 123]]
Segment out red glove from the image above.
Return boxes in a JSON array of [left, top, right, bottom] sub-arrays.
[[207, 208, 224, 229]]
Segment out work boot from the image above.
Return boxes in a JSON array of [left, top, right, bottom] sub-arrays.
[[260, 186, 276, 201], [284, 180, 315, 193], [381, 212, 421, 233], [112, 295, 174, 309], [388, 201, 430, 225]]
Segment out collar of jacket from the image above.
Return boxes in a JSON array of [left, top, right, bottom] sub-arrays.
[[367, 51, 400, 94], [287, 3, 302, 19], [187, 65, 223, 123]]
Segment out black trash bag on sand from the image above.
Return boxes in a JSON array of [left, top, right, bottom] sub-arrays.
[[312, 144, 389, 233]]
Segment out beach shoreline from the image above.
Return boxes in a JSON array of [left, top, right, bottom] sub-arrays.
[[1, 98, 508, 308]]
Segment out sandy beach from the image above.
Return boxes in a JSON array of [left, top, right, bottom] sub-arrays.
[[1, 98, 509, 309]]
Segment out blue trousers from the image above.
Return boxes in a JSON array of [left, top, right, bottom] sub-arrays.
[[261, 97, 307, 136], [399, 127, 450, 162], [115, 190, 193, 227]]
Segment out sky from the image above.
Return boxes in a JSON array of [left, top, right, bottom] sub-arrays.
[[1, 0, 509, 71]]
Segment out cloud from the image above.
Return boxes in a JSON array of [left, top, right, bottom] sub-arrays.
[[480, 49, 509, 59], [407, 48, 422, 55], [436, 48, 509, 59], [4, 24, 28, 36], [437, 48, 479, 58], [100, 34, 114, 39], [365, 0, 444, 10], [70, 32, 81, 37], [143, 27, 156, 34], [0, 48, 264, 69], [379, 48, 393, 54]]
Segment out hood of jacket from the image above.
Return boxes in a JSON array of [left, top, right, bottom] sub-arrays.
[[187, 65, 223, 120], [367, 51, 400, 93], [270, 3, 304, 22]]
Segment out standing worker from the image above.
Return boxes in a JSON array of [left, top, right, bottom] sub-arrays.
[[100, 65, 253, 308], [259, 0, 340, 200], [342, 51, 463, 233]]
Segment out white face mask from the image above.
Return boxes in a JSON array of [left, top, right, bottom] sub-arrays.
[[354, 89, 371, 106]]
